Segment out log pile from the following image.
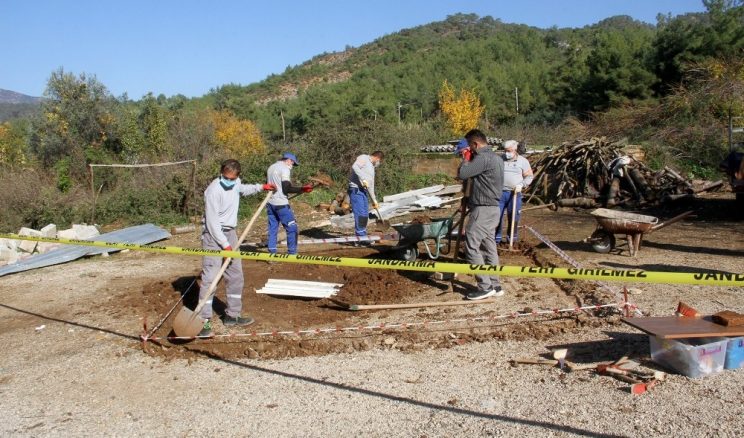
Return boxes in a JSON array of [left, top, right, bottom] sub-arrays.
[[525, 137, 708, 208]]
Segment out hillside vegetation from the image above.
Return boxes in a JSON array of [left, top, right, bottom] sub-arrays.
[[0, 1, 742, 231]]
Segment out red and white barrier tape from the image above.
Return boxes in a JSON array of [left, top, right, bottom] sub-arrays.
[[142, 302, 628, 342]]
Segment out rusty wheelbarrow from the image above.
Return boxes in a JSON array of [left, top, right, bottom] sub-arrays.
[[585, 208, 693, 256]]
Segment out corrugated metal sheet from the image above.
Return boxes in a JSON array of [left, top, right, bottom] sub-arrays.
[[0, 223, 171, 277], [414, 196, 443, 208]]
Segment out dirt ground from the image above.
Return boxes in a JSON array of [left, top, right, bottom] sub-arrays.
[[0, 190, 742, 436]]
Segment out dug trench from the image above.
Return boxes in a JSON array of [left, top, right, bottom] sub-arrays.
[[119, 237, 617, 362]]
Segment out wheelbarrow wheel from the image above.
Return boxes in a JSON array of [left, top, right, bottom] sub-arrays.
[[398, 245, 419, 262], [590, 229, 615, 254]]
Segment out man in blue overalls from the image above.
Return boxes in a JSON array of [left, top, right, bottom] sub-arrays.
[[266, 152, 313, 254], [348, 151, 384, 242]]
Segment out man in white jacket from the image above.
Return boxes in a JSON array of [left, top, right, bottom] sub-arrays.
[[496, 140, 533, 244], [198, 159, 275, 336]]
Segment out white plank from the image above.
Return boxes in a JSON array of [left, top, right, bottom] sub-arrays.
[[382, 185, 444, 203]]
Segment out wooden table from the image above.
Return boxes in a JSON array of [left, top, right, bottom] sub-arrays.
[[622, 316, 744, 339]]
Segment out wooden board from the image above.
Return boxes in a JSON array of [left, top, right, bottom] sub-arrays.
[[622, 316, 744, 339], [329, 298, 498, 311]]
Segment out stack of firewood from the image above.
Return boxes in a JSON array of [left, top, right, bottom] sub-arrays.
[[524, 137, 715, 208]]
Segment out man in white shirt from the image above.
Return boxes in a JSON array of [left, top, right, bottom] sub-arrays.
[[496, 140, 533, 244], [348, 151, 384, 239], [198, 159, 275, 336], [266, 152, 313, 254]]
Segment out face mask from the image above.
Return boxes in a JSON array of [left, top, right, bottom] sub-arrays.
[[220, 176, 236, 190], [373, 161, 380, 168], [505, 152, 514, 160]]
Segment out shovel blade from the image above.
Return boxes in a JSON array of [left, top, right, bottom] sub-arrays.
[[172, 307, 205, 338]]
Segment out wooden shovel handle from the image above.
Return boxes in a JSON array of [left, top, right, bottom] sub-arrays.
[[193, 191, 273, 315], [508, 188, 518, 249]]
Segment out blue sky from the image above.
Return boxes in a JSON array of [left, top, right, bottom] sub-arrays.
[[1, 0, 706, 99]]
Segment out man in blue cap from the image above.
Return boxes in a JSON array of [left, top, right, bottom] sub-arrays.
[[266, 152, 313, 254]]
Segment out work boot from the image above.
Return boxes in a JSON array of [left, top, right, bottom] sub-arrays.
[[466, 286, 505, 300], [198, 320, 213, 337], [222, 315, 255, 327]]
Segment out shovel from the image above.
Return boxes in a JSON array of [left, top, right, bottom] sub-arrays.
[[365, 186, 390, 228], [287, 174, 333, 200], [506, 188, 519, 252], [172, 191, 273, 338]]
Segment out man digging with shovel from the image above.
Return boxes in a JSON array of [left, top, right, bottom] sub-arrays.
[[195, 159, 275, 337], [348, 150, 384, 245]]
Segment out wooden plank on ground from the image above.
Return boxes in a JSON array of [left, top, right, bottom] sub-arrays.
[[330, 298, 499, 311], [622, 316, 744, 339]]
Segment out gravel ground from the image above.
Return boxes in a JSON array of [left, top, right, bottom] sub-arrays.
[[0, 198, 742, 437]]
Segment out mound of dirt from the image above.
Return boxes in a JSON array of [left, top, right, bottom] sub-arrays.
[[410, 215, 432, 224], [335, 269, 420, 305]]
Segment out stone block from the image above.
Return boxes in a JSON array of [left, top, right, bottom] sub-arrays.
[[36, 242, 61, 254], [18, 227, 41, 253], [0, 246, 19, 264], [40, 224, 57, 238], [72, 224, 100, 240], [58, 228, 77, 239], [0, 238, 17, 252]]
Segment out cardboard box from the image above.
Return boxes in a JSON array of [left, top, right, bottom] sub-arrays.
[[650, 336, 728, 378], [724, 337, 744, 370]]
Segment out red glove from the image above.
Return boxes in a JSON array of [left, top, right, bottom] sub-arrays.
[[223, 245, 232, 251], [461, 149, 472, 162], [301, 183, 314, 193], [262, 183, 276, 191]]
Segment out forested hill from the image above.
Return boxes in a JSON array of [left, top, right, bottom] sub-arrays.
[[208, 13, 664, 136], [0, 89, 42, 122], [0, 89, 42, 104]]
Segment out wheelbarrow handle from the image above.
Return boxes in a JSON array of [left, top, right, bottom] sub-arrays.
[[650, 210, 694, 232]]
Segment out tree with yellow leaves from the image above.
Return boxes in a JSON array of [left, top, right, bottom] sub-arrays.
[[0, 121, 29, 166], [438, 80, 485, 136], [210, 109, 265, 156]]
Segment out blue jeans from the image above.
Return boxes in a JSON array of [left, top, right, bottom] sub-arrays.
[[496, 190, 522, 243], [267, 203, 298, 254], [349, 188, 369, 237]]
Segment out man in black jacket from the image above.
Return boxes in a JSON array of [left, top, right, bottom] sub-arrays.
[[458, 129, 505, 300]]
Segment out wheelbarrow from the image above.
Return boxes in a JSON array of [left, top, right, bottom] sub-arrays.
[[586, 208, 693, 256], [392, 216, 454, 261]]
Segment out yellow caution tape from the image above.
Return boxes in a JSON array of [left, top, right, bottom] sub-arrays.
[[2, 233, 742, 287]]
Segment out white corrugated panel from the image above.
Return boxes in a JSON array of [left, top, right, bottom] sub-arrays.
[[256, 279, 343, 298]]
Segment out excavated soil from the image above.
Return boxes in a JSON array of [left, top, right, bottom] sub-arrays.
[[127, 225, 595, 361]]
